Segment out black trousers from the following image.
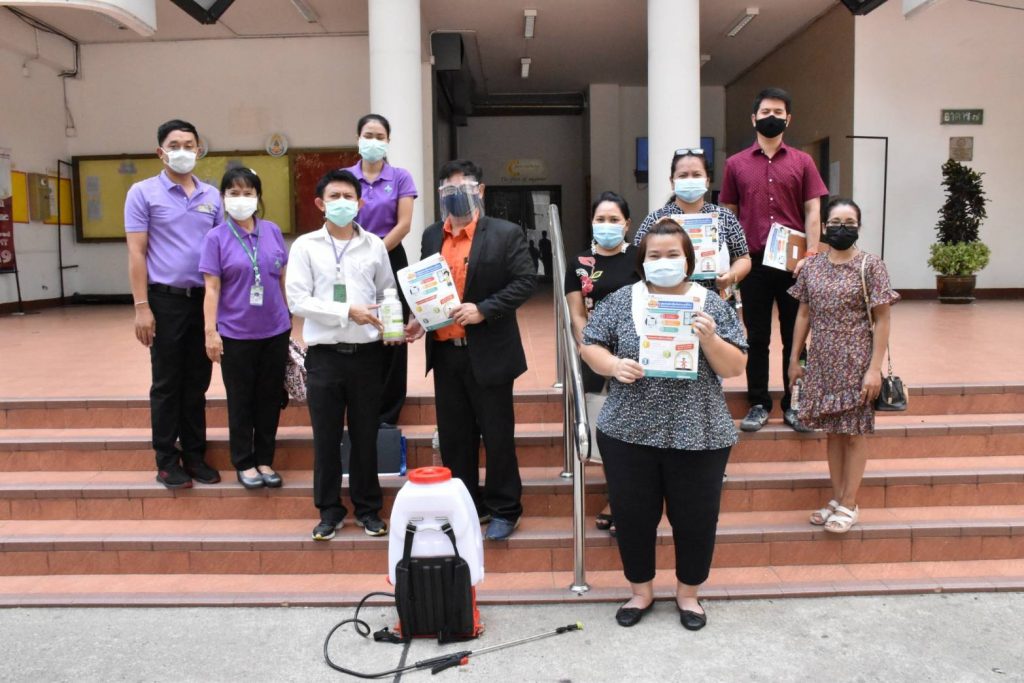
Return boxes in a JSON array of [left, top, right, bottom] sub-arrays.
[[305, 343, 385, 524], [148, 287, 212, 470], [740, 253, 800, 412], [432, 343, 523, 521], [598, 431, 730, 586], [220, 330, 290, 470], [379, 244, 410, 426]]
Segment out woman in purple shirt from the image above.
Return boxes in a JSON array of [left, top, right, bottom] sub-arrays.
[[345, 113, 418, 426], [200, 167, 291, 489]]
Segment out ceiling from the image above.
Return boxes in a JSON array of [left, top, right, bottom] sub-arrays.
[[11, 0, 842, 88]]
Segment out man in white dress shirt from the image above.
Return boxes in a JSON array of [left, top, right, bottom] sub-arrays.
[[286, 169, 396, 541]]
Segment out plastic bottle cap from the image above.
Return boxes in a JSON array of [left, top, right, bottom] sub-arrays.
[[408, 466, 452, 484], [384, 288, 397, 298]]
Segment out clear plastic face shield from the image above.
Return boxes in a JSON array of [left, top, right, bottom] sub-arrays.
[[438, 180, 484, 223]]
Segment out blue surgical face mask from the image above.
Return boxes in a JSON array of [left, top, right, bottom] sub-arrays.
[[673, 177, 708, 203], [643, 258, 688, 288], [592, 223, 625, 249], [358, 137, 388, 163], [324, 197, 359, 227]]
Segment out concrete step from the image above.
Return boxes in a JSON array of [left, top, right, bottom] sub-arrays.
[[1, 506, 1021, 576], [1, 456, 1022, 520], [3, 415, 1024, 471], [2, 559, 1022, 606], [3, 383, 1021, 430]]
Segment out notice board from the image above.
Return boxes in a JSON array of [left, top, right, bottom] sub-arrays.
[[72, 152, 293, 242], [290, 149, 360, 234]]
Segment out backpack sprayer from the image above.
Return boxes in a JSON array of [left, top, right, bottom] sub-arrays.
[[322, 467, 583, 677]]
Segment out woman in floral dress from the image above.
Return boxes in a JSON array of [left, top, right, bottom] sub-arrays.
[[788, 198, 900, 533], [565, 191, 641, 536]]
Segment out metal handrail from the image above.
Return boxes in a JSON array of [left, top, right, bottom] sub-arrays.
[[547, 204, 592, 595]]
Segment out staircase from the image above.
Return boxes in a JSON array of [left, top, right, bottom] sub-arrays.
[[1, 384, 1022, 606]]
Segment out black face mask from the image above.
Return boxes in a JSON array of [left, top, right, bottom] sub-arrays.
[[822, 225, 859, 251], [442, 192, 473, 218], [755, 115, 787, 139]]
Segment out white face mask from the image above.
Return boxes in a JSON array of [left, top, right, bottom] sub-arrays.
[[224, 196, 258, 222], [162, 148, 197, 175], [358, 137, 388, 163]]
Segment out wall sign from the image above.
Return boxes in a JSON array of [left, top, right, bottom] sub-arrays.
[[949, 137, 974, 162], [500, 159, 548, 182], [941, 109, 983, 125]]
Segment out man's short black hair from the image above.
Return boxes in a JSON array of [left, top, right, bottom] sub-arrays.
[[315, 169, 361, 200], [437, 160, 484, 183], [157, 119, 199, 146], [752, 87, 792, 115]]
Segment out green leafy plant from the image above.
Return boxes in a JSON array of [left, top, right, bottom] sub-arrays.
[[929, 158, 990, 276], [927, 241, 990, 276]]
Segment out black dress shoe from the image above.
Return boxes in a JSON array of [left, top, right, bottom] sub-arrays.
[[236, 470, 265, 489], [260, 471, 283, 488], [615, 601, 654, 627], [184, 459, 221, 485], [679, 605, 707, 631]]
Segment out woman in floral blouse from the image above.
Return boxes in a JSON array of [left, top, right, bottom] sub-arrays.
[[564, 191, 641, 536]]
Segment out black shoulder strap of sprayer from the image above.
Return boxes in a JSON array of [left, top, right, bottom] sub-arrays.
[[402, 521, 462, 562]]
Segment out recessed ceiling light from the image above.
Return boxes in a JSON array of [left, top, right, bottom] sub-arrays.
[[727, 7, 759, 37], [521, 57, 531, 78], [524, 9, 537, 38]]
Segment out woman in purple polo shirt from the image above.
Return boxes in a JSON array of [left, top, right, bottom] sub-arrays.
[[345, 113, 418, 427], [200, 167, 291, 489]]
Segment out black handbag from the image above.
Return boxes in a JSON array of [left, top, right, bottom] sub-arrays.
[[861, 256, 908, 411]]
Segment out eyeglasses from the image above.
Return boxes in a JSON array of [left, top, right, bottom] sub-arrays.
[[824, 221, 860, 228], [674, 147, 705, 156]]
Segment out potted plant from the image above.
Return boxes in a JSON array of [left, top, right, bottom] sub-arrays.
[[927, 158, 990, 303]]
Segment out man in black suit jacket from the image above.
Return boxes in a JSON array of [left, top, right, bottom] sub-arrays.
[[406, 160, 536, 541]]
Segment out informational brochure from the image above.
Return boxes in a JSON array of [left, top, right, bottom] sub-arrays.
[[764, 222, 807, 272], [396, 252, 461, 332], [632, 282, 708, 380], [666, 213, 719, 281]]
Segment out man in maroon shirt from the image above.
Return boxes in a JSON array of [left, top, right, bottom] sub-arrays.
[[719, 87, 828, 433]]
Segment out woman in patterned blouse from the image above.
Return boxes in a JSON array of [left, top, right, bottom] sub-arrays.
[[564, 191, 641, 537], [581, 219, 747, 632], [633, 148, 750, 301]]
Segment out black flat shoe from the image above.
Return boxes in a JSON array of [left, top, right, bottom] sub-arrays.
[[679, 604, 707, 631], [260, 471, 283, 488], [236, 470, 264, 489], [615, 601, 654, 627]]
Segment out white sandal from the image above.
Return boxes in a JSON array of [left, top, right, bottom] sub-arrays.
[[824, 505, 859, 534], [810, 499, 839, 526]]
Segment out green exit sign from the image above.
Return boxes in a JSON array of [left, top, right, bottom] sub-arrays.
[[941, 109, 983, 125]]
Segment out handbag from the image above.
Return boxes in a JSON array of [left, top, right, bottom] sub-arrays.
[[860, 255, 908, 411], [283, 338, 307, 405]]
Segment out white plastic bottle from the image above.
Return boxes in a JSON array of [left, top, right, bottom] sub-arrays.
[[380, 288, 405, 343]]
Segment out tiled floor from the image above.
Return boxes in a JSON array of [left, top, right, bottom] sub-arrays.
[[1, 288, 1021, 399]]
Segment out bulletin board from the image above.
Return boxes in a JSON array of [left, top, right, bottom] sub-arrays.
[[290, 148, 360, 234], [9, 171, 29, 223], [43, 176, 74, 226], [72, 151, 293, 242]]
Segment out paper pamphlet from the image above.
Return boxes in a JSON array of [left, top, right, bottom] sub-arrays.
[[633, 283, 708, 380], [764, 222, 807, 272], [666, 213, 719, 281], [397, 253, 461, 332]]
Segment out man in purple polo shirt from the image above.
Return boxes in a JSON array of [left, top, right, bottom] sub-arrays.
[[125, 119, 222, 489], [720, 87, 828, 434]]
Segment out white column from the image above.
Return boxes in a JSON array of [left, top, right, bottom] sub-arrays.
[[647, 0, 700, 211], [368, 0, 426, 261]]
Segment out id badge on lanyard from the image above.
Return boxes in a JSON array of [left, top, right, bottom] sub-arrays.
[[330, 232, 355, 304], [229, 219, 264, 307]]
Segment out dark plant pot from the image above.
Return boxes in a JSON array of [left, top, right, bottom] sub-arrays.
[[936, 275, 976, 304]]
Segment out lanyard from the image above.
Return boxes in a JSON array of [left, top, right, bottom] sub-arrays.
[[327, 229, 356, 276], [227, 218, 260, 283]]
